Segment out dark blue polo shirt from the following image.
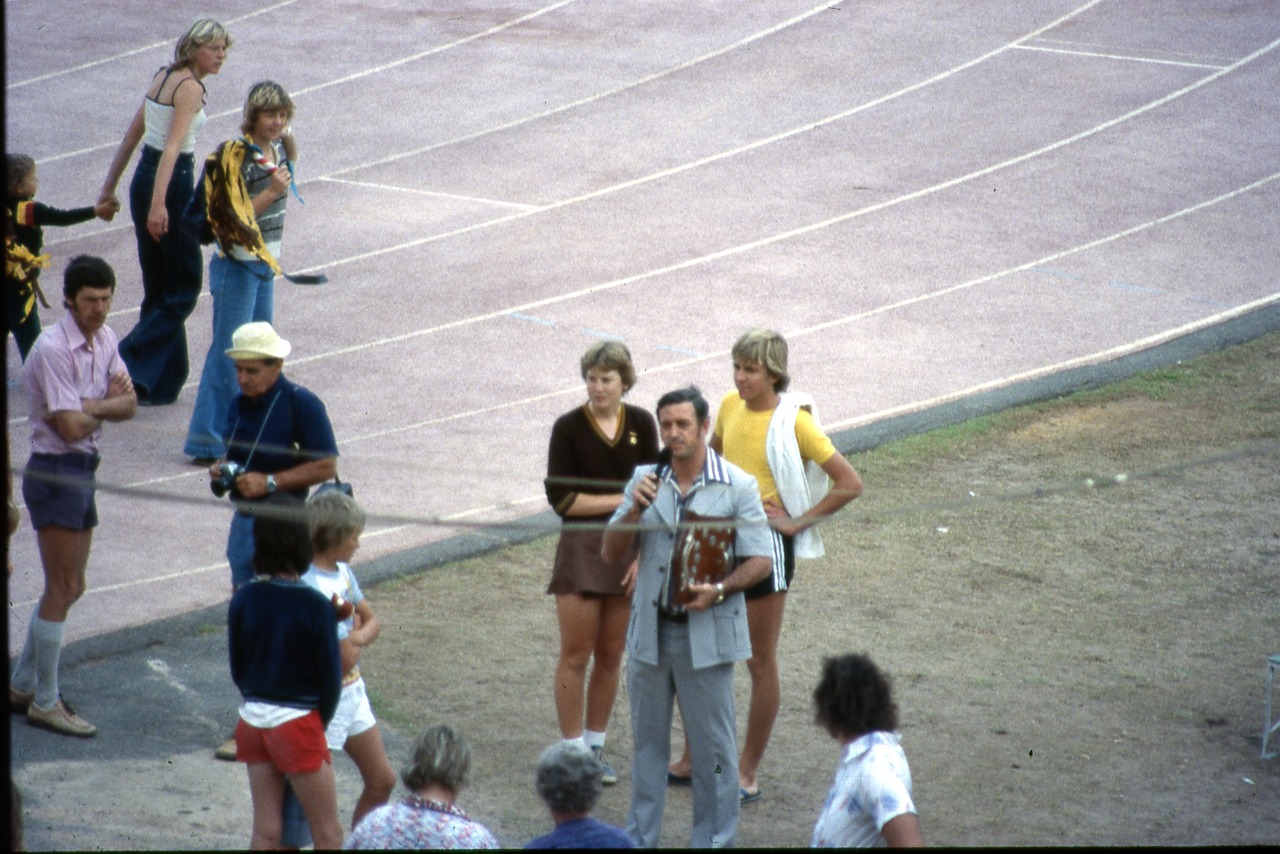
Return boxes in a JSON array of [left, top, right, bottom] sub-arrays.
[[223, 374, 338, 496]]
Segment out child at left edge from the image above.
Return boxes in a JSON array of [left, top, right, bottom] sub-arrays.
[[6, 154, 119, 360], [303, 490, 397, 832]]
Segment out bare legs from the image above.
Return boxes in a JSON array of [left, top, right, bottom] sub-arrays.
[[738, 590, 787, 794], [343, 725, 396, 830], [553, 593, 631, 737], [35, 525, 92, 622], [246, 761, 344, 850], [668, 590, 789, 794]]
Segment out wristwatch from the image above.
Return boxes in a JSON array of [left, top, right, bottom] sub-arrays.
[[265, 474, 277, 495], [713, 582, 726, 605]]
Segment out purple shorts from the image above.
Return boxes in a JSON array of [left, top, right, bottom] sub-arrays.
[[23, 453, 100, 531]]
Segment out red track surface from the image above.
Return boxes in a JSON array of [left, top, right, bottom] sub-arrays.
[[7, 0, 1279, 655]]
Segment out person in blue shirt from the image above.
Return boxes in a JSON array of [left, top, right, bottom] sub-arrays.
[[208, 321, 338, 592], [527, 741, 633, 849], [228, 493, 343, 849], [211, 321, 338, 763]]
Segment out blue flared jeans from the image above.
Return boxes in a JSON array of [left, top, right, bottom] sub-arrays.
[[183, 253, 275, 460], [119, 146, 203, 404]]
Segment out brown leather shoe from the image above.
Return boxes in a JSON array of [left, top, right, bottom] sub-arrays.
[[9, 685, 35, 714], [27, 697, 96, 737]]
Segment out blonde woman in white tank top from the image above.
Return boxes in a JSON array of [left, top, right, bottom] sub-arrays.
[[97, 19, 232, 405]]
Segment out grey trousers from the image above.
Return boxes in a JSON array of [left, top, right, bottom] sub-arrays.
[[626, 620, 740, 848]]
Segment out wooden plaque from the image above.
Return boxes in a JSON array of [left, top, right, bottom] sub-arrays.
[[673, 510, 736, 605]]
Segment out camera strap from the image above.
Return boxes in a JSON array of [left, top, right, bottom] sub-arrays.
[[229, 386, 286, 471]]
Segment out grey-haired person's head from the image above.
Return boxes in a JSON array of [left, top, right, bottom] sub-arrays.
[[535, 741, 603, 816], [402, 725, 472, 793]]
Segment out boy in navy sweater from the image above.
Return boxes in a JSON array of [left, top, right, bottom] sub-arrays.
[[228, 495, 343, 849]]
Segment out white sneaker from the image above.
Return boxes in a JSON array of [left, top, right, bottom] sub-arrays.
[[591, 745, 619, 785]]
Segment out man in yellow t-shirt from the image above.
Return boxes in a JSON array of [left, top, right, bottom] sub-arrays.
[[670, 328, 863, 804]]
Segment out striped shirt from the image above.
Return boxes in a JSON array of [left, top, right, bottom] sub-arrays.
[[230, 139, 291, 261]]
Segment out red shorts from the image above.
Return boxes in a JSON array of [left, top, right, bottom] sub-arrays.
[[236, 711, 332, 774]]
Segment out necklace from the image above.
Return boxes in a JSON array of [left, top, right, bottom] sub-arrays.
[[405, 793, 466, 818]]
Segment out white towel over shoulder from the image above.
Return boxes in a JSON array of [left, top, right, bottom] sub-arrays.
[[766, 391, 830, 559]]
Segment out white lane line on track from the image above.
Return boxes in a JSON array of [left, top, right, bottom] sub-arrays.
[[322, 1, 840, 178], [286, 0, 581, 98], [28, 0, 836, 221], [1012, 44, 1230, 69], [388, 327, 1280, 511], [145, 658, 197, 695], [4, 1, 303, 90], [1028, 37, 1242, 64], [26, 0, 584, 165], [281, 1, 1112, 282], [282, 32, 1280, 369], [34, 0, 1099, 259], [8, 562, 230, 608], [15, 18, 1270, 398], [9, 70, 1279, 444], [313, 172, 1280, 447], [55, 283, 1280, 559], [11, 166, 1278, 446], [42, 152, 1199, 460], [16, 290, 1277, 607], [786, 173, 1280, 342], [24, 0, 845, 270], [15, 2, 1124, 371], [317, 176, 545, 211], [11, 6, 1273, 597]]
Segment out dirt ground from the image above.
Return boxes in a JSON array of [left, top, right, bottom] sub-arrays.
[[357, 331, 1280, 847]]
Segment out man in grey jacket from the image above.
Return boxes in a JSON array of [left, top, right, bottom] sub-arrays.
[[602, 386, 772, 848]]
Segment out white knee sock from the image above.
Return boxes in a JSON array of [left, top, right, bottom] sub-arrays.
[[9, 606, 40, 691], [31, 616, 65, 709]]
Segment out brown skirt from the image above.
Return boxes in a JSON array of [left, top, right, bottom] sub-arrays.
[[547, 523, 627, 596]]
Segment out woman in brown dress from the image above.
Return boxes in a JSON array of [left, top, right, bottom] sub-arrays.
[[544, 341, 658, 784]]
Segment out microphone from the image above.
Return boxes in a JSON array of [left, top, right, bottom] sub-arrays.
[[654, 447, 672, 480]]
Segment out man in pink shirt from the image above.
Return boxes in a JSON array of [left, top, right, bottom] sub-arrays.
[[10, 255, 137, 737]]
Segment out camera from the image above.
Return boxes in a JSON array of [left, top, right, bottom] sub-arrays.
[[210, 461, 246, 498]]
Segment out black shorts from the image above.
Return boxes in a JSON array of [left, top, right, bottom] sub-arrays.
[[744, 532, 794, 600], [23, 452, 100, 530]]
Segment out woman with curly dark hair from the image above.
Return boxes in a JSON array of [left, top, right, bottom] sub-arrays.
[[810, 654, 923, 848]]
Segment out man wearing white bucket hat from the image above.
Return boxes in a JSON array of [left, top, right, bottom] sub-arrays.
[[209, 321, 337, 589], [210, 320, 339, 761]]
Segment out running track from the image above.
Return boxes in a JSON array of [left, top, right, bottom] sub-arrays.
[[7, 0, 1279, 654]]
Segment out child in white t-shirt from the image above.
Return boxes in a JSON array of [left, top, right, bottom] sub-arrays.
[[304, 490, 396, 831]]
